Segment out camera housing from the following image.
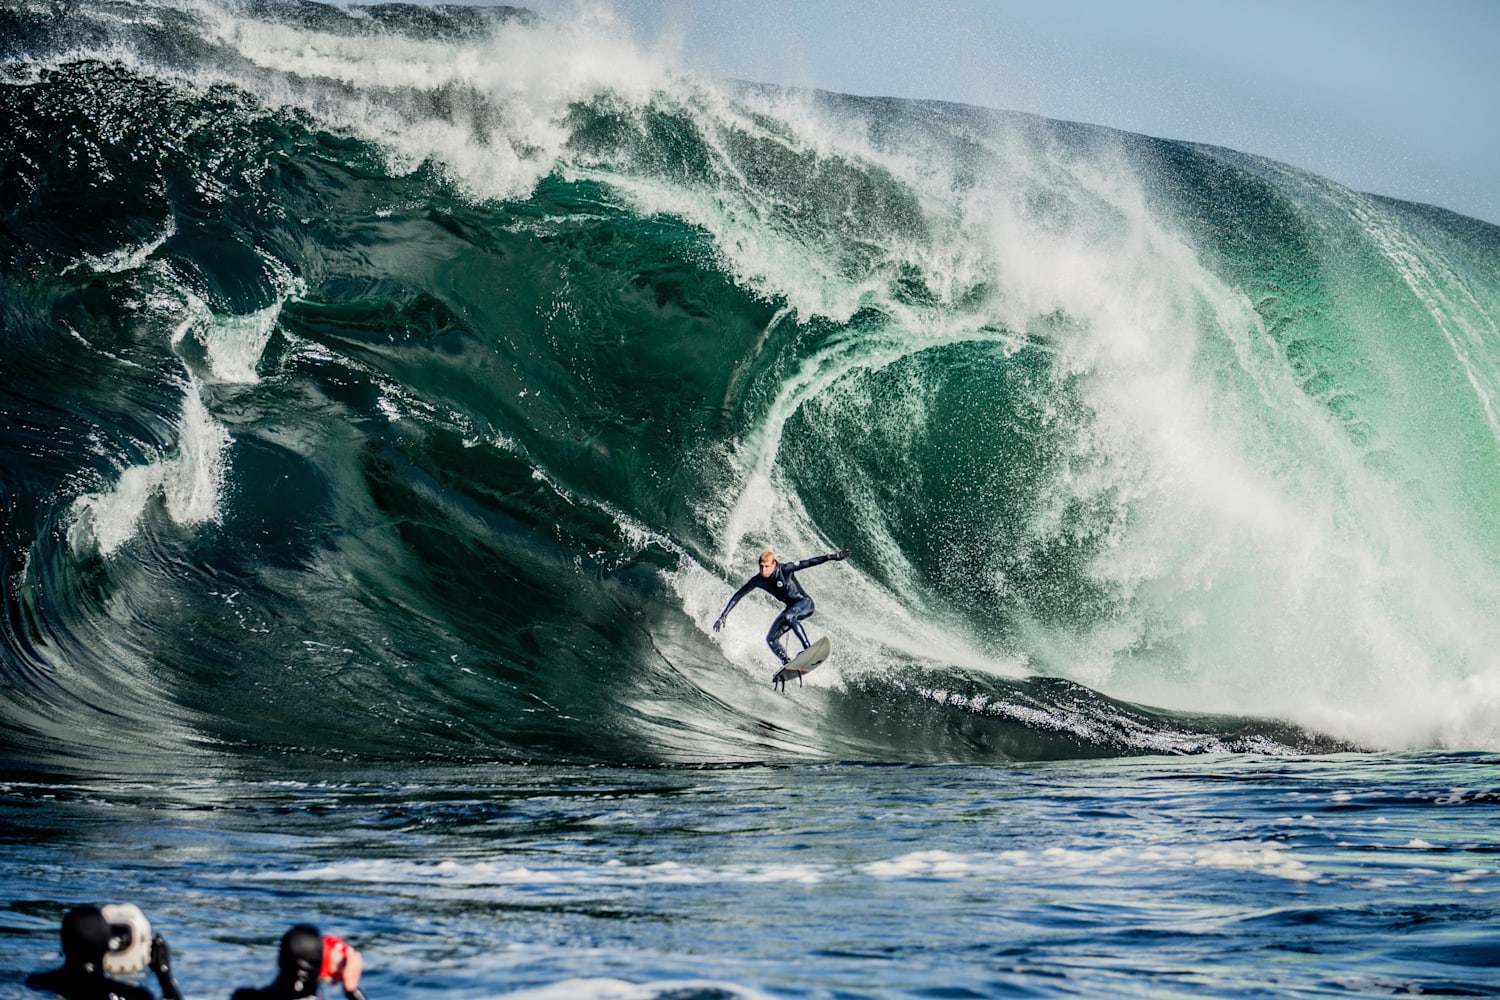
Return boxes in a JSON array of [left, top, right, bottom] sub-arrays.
[[100, 904, 152, 974]]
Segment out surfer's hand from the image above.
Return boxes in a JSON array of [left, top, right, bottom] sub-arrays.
[[833, 549, 849, 560], [713, 616, 725, 632]]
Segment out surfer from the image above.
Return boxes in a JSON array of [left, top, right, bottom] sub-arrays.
[[231, 925, 367, 1000], [27, 906, 183, 1000], [713, 549, 848, 668]]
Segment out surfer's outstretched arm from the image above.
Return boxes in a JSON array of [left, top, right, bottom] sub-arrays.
[[713, 578, 757, 631], [783, 549, 849, 573]]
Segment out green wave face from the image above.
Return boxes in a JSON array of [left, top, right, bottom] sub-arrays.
[[3, 1, 1499, 765]]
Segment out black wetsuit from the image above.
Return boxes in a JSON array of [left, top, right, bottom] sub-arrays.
[[232, 980, 366, 1000], [28, 910, 180, 1000], [27, 968, 166, 1000], [231, 984, 312, 1000], [231, 984, 305, 1000], [718, 553, 842, 664], [232, 923, 367, 1000]]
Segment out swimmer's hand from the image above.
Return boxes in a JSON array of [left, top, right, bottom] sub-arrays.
[[151, 936, 184, 1000], [149, 936, 171, 976]]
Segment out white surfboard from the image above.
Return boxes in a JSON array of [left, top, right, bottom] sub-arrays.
[[772, 636, 830, 690]]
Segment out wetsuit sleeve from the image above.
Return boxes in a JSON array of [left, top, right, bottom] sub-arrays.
[[151, 935, 183, 1000], [717, 577, 758, 620], [784, 553, 839, 573], [156, 967, 184, 1000]]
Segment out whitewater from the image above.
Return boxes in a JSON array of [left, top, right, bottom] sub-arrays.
[[2, 2, 1498, 997]]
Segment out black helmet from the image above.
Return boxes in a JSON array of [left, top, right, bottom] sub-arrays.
[[60, 906, 111, 971], [277, 924, 322, 997]]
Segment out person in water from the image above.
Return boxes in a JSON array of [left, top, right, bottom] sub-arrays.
[[231, 924, 366, 1000], [27, 905, 183, 1000], [714, 548, 848, 671]]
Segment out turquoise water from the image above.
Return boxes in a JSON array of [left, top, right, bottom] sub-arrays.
[[4, 3, 1500, 995]]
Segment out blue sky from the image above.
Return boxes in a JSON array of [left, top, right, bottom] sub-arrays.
[[558, 0, 1500, 225]]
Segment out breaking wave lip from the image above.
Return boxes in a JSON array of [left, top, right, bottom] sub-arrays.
[[4, 1, 1500, 766]]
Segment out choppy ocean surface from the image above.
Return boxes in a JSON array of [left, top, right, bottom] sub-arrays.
[[3, 757, 1499, 998], [3, 1, 1500, 996]]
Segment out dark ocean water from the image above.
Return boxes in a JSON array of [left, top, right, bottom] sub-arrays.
[[3, 756, 1499, 999], [3, 2, 1500, 996]]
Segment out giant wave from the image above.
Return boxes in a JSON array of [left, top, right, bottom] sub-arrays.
[[4, 0, 1500, 768]]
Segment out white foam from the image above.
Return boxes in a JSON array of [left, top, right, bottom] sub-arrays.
[[257, 857, 834, 888], [248, 832, 1500, 901], [250, 840, 1367, 893], [861, 845, 1316, 883], [68, 379, 231, 557], [63, 217, 176, 275], [200, 303, 280, 383]]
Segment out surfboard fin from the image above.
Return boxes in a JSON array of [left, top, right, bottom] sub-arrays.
[[770, 669, 803, 692]]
